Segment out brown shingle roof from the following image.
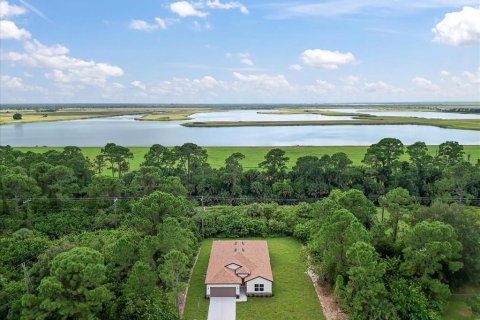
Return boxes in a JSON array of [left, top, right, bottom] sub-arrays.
[[205, 240, 273, 284]]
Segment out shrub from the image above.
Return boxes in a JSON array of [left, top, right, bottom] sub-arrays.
[[13, 113, 22, 120]]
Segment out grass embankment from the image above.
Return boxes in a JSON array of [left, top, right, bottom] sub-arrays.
[[182, 115, 480, 131], [0, 108, 146, 125], [183, 238, 325, 320], [13, 146, 480, 171], [134, 108, 214, 121], [0, 108, 212, 125]]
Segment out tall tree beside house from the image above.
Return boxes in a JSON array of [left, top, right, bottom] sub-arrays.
[[337, 241, 394, 320], [308, 208, 369, 283], [158, 249, 189, 318], [412, 201, 480, 286], [337, 189, 377, 229], [400, 221, 463, 311], [123, 261, 178, 320], [21, 247, 114, 320]]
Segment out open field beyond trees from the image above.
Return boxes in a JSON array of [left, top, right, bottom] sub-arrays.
[[183, 238, 325, 320], [0, 108, 213, 125], [13, 145, 480, 172]]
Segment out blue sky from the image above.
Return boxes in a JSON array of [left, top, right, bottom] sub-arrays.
[[0, 0, 479, 103]]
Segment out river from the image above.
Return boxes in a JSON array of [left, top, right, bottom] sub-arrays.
[[0, 110, 479, 146]]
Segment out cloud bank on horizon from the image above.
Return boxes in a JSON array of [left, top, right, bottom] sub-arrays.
[[0, 0, 479, 103]]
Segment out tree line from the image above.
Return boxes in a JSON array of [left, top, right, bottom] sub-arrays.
[[0, 139, 479, 319]]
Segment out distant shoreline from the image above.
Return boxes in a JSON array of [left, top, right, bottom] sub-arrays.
[[182, 116, 480, 131]]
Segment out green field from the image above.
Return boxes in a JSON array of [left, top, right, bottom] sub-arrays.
[[13, 145, 480, 171], [0, 107, 212, 125], [183, 238, 325, 320]]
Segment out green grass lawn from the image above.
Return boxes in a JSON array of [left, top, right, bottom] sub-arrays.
[[13, 145, 480, 171], [183, 238, 325, 320], [443, 300, 476, 320], [444, 285, 480, 320]]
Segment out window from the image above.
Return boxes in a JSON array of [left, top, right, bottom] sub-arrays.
[[254, 283, 264, 292]]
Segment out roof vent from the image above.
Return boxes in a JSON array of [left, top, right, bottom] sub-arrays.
[[234, 248, 237, 252]]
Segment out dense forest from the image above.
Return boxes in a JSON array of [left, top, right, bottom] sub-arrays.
[[1, 139, 479, 319]]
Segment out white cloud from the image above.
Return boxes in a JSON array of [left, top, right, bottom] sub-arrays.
[[227, 53, 254, 66], [412, 77, 438, 91], [432, 6, 480, 46], [111, 82, 125, 89], [0, 75, 24, 89], [149, 75, 225, 99], [131, 80, 146, 90], [463, 69, 480, 84], [288, 64, 303, 71], [301, 49, 356, 69], [364, 81, 403, 93], [155, 17, 172, 29], [192, 20, 211, 30], [343, 75, 360, 85], [0, 1, 26, 17], [129, 19, 157, 31], [306, 79, 335, 94], [3, 39, 123, 86], [170, 1, 208, 18], [240, 57, 254, 66], [440, 70, 450, 77], [129, 17, 174, 31], [205, 0, 248, 14], [232, 72, 290, 90], [0, 20, 31, 40]]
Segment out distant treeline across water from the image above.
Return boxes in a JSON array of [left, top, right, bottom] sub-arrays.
[[1, 102, 479, 112]]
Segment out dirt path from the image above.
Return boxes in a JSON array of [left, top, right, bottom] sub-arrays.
[[180, 247, 202, 317], [307, 267, 347, 320]]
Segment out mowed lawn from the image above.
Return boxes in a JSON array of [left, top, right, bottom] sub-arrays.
[[443, 300, 476, 320], [13, 145, 480, 171], [183, 238, 325, 320]]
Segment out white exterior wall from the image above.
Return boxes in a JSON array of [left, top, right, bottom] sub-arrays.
[[246, 277, 272, 294], [206, 284, 240, 296]]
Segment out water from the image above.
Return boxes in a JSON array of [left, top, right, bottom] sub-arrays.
[[189, 110, 354, 121], [0, 110, 479, 146]]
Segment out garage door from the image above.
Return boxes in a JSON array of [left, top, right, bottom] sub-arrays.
[[210, 287, 236, 297]]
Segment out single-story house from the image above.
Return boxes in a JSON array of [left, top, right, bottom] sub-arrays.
[[205, 240, 273, 298]]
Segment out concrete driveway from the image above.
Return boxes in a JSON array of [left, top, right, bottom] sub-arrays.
[[207, 297, 236, 320]]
